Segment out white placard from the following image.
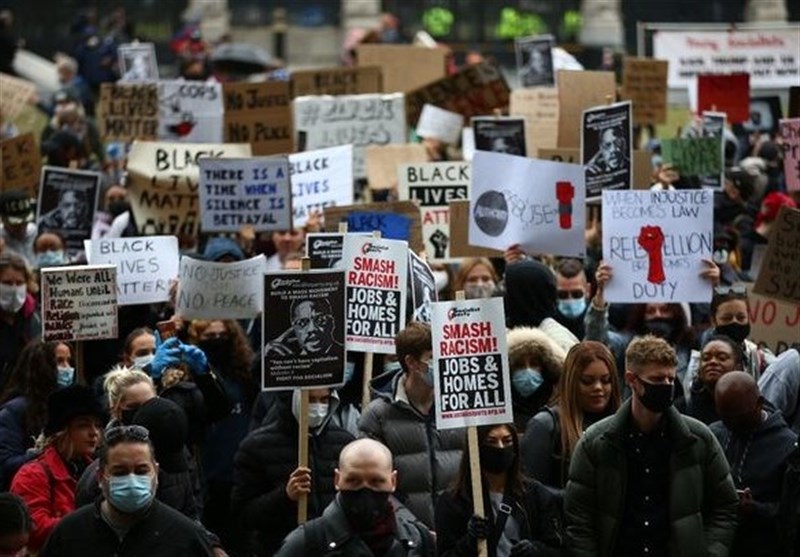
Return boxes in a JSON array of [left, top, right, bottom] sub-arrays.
[[415, 104, 464, 144], [469, 151, 585, 257], [432, 297, 512, 430], [176, 254, 266, 319], [289, 145, 354, 228], [118, 43, 159, 82], [602, 189, 714, 303], [462, 127, 475, 162], [158, 80, 224, 143]]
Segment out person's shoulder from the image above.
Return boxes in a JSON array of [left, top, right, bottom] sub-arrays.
[[151, 499, 206, 533], [51, 502, 98, 530], [675, 412, 719, 446]]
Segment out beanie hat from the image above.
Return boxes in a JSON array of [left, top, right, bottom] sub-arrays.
[[45, 385, 105, 436], [131, 397, 189, 473]]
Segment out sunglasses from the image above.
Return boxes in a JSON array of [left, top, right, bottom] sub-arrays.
[[714, 285, 747, 295], [105, 425, 150, 445], [557, 289, 585, 300]]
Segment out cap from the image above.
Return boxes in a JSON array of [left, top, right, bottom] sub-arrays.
[[0, 190, 34, 225], [45, 385, 106, 435], [202, 237, 244, 262]]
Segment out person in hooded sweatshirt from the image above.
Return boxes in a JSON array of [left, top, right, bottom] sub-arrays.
[[758, 349, 800, 433]]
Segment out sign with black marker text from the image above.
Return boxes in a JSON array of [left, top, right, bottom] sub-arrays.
[[289, 145, 353, 228]]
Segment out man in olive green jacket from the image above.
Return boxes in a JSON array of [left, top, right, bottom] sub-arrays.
[[564, 336, 738, 557]]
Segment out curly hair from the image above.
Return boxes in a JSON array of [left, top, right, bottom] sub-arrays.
[[0, 340, 58, 435], [187, 319, 255, 388], [625, 335, 678, 373]]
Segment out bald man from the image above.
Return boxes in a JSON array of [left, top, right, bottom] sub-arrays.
[[711, 371, 799, 557], [276, 439, 434, 556]]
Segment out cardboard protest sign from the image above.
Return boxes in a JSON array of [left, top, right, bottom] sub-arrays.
[[356, 44, 447, 94], [754, 206, 800, 305], [176, 254, 266, 320], [118, 42, 159, 82], [509, 87, 558, 156], [407, 251, 437, 323], [97, 83, 159, 142], [601, 189, 714, 303], [415, 104, 463, 145], [0, 133, 40, 195], [515, 34, 555, 88], [86, 236, 179, 305], [126, 141, 251, 236], [324, 201, 424, 254], [472, 117, 527, 156], [291, 66, 382, 97], [405, 61, 510, 127], [293, 93, 407, 179], [289, 145, 353, 228], [432, 297, 513, 429], [222, 81, 293, 156], [632, 150, 656, 190], [306, 232, 369, 269], [661, 137, 722, 177], [581, 101, 632, 199], [37, 167, 101, 253], [557, 70, 616, 149], [398, 161, 469, 261], [469, 151, 585, 257], [365, 144, 427, 190], [158, 80, 224, 143], [747, 290, 800, 355], [781, 118, 800, 192], [700, 112, 726, 190], [198, 156, 291, 233], [0, 73, 36, 120], [621, 57, 668, 125], [342, 235, 408, 354], [262, 270, 347, 390], [448, 200, 504, 258], [697, 73, 750, 124], [41, 265, 117, 342]]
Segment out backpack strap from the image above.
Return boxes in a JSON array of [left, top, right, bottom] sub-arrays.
[[36, 460, 55, 503]]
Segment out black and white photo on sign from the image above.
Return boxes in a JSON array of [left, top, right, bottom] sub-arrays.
[[407, 251, 438, 324], [515, 34, 555, 87], [262, 271, 346, 390], [581, 101, 632, 199], [37, 166, 101, 253], [118, 43, 159, 82], [306, 232, 369, 269], [472, 116, 527, 157]]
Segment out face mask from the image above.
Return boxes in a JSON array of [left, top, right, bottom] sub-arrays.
[[636, 377, 674, 413], [308, 402, 329, 428], [422, 360, 435, 387], [644, 318, 675, 340], [464, 282, 495, 299], [432, 270, 449, 292], [107, 473, 155, 513], [712, 249, 729, 265], [344, 361, 356, 384], [120, 407, 139, 425], [199, 338, 228, 364], [36, 250, 65, 268], [715, 322, 751, 344], [339, 488, 392, 532], [558, 298, 587, 319], [108, 200, 130, 217], [57, 366, 75, 387], [512, 368, 544, 397], [480, 444, 515, 474], [0, 284, 26, 314], [131, 354, 154, 370], [383, 361, 402, 376]]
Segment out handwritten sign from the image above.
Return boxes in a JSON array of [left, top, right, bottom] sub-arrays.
[[432, 297, 512, 429], [581, 101, 633, 199], [176, 254, 266, 320], [661, 137, 722, 177], [415, 104, 463, 144], [126, 141, 252, 237], [342, 235, 408, 354], [41, 265, 118, 342], [780, 118, 800, 192], [747, 290, 800, 355], [754, 206, 800, 305], [356, 44, 446, 94], [158, 80, 224, 143], [398, 162, 469, 261], [86, 236, 179, 305], [98, 83, 158, 142], [365, 143, 427, 190], [469, 151, 586, 257], [323, 201, 424, 254], [289, 145, 353, 228], [0, 73, 36, 120], [291, 66, 382, 97], [602, 189, 714, 303], [509, 87, 558, 156], [293, 93, 406, 179], [557, 70, 616, 149], [697, 73, 750, 124], [621, 57, 668, 125], [37, 167, 101, 253], [198, 156, 291, 233], [0, 133, 40, 195], [223, 81, 292, 156]]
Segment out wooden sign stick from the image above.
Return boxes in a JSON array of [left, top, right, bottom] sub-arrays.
[[297, 256, 311, 524], [360, 229, 382, 410]]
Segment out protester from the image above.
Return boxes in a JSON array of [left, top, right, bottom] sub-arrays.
[[452, 257, 498, 299], [521, 341, 621, 491], [0, 253, 40, 386], [0, 492, 32, 557], [32, 231, 67, 269], [759, 349, 800, 433], [564, 335, 738, 555], [0, 192, 37, 266], [103, 366, 156, 425], [552, 258, 591, 340], [265, 229, 305, 271], [40, 89, 104, 166], [54, 341, 75, 388], [54, 53, 94, 116], [91, 184, 129, 240], [275, 438, 434, 556]]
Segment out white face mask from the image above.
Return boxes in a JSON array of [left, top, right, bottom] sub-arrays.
[[292, 390, 330, 429], [432, 270, 449, 292], [0, 283, 26, 314], [132, 354, 154, 370]]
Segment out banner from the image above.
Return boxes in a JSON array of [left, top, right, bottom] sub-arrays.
[[697, 73, 750, 124], [118, 42, 159, 82], [126, 141, 252, 236], [407, 251, 437, 323], [700, 111, 726, 189], [37, 167, 101, 253], [557, 70, 616, 149], [176, 254, 266, 320], [509, 87, 558, 156], [41, 265, 118, 342], [581, 101, 632, 199], [291, 66, 383, 97], [306, 232, 368, 269], [469, 151, 586, 257], [754, 206, 800, 306], [86, 236, 179, 305], [0, 133, 40, 195], [158, 80, 224, 143], [398, 161, 469, 261], [515, 34, 555, 87], [293, 93, 407, 179], [431, 297, 512, 430], [222, 81, 293, 156], [415, 104, 463, 145], [621, 57, 668, 125], [356, 44, 446, 94], [601, 189, 714, 303], [0, 73, 36, 120], [661, 137, 722, 177], [472, 116, 527, 156], [341, 235, 408, 353], [198, 156, 291, 233], [289, 145, 353, 228], [98, 83, 159, 142], [780, 118, 800, 192], [262, 270, 347, 390], [365, 143, 428, 190]]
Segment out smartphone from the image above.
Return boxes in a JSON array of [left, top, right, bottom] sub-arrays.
[[156, 320, 177, 340]]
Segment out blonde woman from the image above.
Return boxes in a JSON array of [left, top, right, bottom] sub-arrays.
[[103, 366, 156, 426]]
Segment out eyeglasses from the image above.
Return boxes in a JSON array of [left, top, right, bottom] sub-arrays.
[[714, 285, 747, 296], [557, 289, 585, 300], [105, 425, 150, 445], [293, 314, 331, 329]]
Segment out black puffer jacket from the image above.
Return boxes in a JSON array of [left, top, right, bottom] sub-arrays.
[[231, 396, 354, 556]]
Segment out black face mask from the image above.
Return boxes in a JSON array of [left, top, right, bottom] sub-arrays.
[[339, 488, 392, 532], [715, 322, 750, 344], [636, 377, 674, 413], [108, 200, 130, 217], [480, 444, 515, 474], [643, 318, 675, 340], [198, 338, 230, 366], [120, 407, 138, 425]]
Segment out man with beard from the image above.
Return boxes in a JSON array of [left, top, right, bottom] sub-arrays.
[[265, 298, 341, 357], [586, 127, 628, 175], [39, 189, 89, 231]]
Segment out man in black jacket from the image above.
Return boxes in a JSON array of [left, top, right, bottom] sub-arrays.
[[39, 424, 213, 556]]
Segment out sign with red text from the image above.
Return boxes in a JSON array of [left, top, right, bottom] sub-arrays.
[[781, 118, 800, 192], [432, 297, 512, 430], [341, 235, 408, 354]]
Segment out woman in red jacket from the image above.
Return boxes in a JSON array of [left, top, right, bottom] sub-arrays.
[[10, 385, 104, 551]]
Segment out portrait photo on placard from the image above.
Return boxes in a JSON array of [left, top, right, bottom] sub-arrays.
[[472, 117, 527, 157], [516, 35, 555, 88], [37, 167, 100, 253], [118, 43, 159, 82]]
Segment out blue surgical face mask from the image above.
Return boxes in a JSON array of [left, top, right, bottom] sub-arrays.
[[344, 361, 356, 384], [558, 298, 587, 319], [107, 473, 155, 513], [512, 368, 544, 397], [36, 250, 65, 268], [57, 366, 75, 387], [383, 361, 403, 376]]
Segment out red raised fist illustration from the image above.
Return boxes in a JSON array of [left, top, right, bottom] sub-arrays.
[[638, 225, 666, 284]]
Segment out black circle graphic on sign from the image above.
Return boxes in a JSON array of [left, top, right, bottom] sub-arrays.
[[473, 191, 508, 237]]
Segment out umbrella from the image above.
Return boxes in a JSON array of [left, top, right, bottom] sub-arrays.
[[210, 42, 277, 75]]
